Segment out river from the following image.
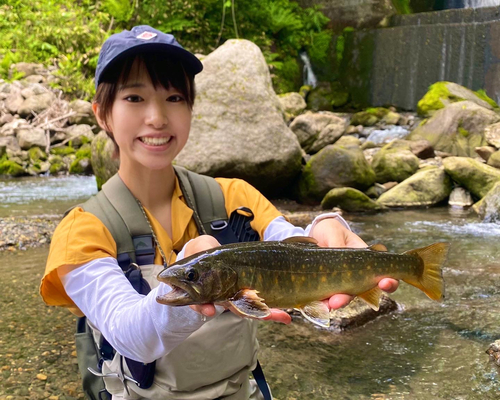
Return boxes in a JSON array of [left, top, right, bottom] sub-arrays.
[[1, 176, 499, 399]]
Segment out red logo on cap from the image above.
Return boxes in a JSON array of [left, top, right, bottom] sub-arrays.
[[136, 31, 157, 40]]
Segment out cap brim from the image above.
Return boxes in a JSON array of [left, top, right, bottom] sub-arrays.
[[97, 43, 203, 87]]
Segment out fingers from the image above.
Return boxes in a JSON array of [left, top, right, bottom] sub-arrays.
[[327, 294, 355, 310], [378, 278, 399, 293], [184, 235, 221, 257], [189, 304, 216, 317], [263, 309, 291, 324]]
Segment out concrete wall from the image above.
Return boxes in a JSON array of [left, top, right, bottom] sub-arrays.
[[340, 7, 500, 110]]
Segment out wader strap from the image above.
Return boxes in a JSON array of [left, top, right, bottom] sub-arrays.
[[252, 360, 272, 400]]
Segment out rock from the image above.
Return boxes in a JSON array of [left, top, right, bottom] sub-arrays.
[[0, 113, 14, 126], [484, 122, 500, 148], [0, 118, 29, 136], [409, 139, 435, 159], [91, 131, 119, 189], [351, 111, 378, 127], [487, 151, 500, 169], [28, 147, 47, 163], [68, 99, 97, 126], [16, 127, 47, 150], [175, 39, 302, 196], [442, 156, 500, 199], [0, 159, 26, 176], [21, 83, 49, 98], [327, 295, 398, 331], [365, 183, 387, 198], [9, 62, 45, 78], [448, 187, 474, 207], [289, 112, 346, 153], [17, 92, 56, 118], [66, 124, 95, 147], [362, 147, 381, 164], [366, 125, 409, 145], [408, 101, 500, 157], [486, 340, 500, 367], [4, 91, 24, 114], [371, 140, 420, 183], [69, 157, 93, 175], [377, 167, 452, 207], [23, 74, 44, 84], [473, 181, 500, 222], [417, 81, 496, 117], [277, 92, 306, 117], [0, 136, 21, 153], [475, 146, 497, 162], [381, 111, 401, 125], [321, 187, 385, 212], [295, 138, 376, 203]]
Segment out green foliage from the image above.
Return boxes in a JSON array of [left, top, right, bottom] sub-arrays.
[[475, 89, 499, 108], [0, 0, 332, 95], [392, 0, 412, 14]]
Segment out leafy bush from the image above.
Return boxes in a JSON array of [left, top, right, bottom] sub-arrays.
[[0, 0, 332, 96]]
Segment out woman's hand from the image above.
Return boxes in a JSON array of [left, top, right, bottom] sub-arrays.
[[310, 217, 399, 310]]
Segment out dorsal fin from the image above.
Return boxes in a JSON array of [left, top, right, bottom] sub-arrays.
[[368, 243, 388, 252], [283, 236, 318, 245]]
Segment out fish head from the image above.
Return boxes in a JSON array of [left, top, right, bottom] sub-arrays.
[[156, 253, 238, 305]]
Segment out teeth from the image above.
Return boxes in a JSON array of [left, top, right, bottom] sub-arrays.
[[140, 136, 171, 146]]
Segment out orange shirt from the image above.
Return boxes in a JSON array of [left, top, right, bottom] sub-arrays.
[[40, 177, 282, 315]]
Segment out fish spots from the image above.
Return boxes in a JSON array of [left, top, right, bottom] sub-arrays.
[[301, 276, 306, 282], [343, 263, 348, 269], [302, 264, 307, 270], [321, 276, 327, 283], [319, 265, 324, 271], [291, 275, 296, 282], [241, 271, 246, 278], [366, 265, 371, 270]]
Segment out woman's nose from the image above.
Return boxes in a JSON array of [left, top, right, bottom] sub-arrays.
[[145, 102, 168, 128]]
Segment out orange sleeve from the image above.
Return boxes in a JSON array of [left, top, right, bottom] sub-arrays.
[[215, 178, 282, 239], [40, 207, 117, 314]]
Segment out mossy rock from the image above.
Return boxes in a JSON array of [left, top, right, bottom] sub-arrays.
[[49, 162, 64, 175], [321, 187, 385, 212], [50, 146, 76, 156], [417, 81, 497, 117], [351, 111, 378, 127], [0, 159, 26, 176], [69, 157, 93, 175], [371, 140, 420, 183], [28, 147, 47, 163]]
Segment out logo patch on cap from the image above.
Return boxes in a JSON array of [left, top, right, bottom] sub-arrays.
[[136, 31, 157, 40]]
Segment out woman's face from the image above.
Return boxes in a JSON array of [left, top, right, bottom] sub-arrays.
[[105, 59, 192, 173]]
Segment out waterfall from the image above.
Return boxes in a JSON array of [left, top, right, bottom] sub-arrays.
[[299, 51, 318, 88]]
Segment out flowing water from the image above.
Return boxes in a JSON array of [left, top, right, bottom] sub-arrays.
[[1, 176, 500, 399]]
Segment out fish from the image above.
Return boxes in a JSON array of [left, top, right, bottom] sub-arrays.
[[156, 237, 449, 327]]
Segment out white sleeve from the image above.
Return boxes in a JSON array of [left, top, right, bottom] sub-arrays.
[[263, 213, 351, 241], [61, 257, 214, 363]]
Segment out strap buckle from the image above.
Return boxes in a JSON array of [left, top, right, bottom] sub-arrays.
[[210, 220, 228, 231]]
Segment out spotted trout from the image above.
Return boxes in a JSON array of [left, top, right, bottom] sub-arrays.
[[156, 237, 449, 327]]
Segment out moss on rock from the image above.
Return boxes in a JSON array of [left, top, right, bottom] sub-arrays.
[[321, 187, 384, 212], [0, 159, 26, 176], [417, 82, 460, 117], [50, 146, 76, 156]]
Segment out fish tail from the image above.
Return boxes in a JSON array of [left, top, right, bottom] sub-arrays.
[[402, 242, 449, 301]]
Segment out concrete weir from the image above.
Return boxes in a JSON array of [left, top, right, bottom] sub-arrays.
[[340, 6, 500, 110]]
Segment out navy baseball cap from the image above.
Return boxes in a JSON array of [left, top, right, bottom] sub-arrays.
[[95, 25, 203, 89]]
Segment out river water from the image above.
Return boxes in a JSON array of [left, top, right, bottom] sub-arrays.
[[1, 176, 499, 399]]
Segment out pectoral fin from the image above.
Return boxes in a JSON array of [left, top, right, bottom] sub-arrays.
[[368, 243, 388, 252], [296, 301, 331, 328], [283, 236, 318, 246], [228, 289, 271, 319], [358, 286, 382, 311]]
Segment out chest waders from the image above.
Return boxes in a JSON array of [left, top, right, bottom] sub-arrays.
[[73, 166, 271, 400]]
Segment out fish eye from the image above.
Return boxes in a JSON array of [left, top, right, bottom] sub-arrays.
[[185, 268, 198, 282]]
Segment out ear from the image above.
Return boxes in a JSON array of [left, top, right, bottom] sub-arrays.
[[92, 102, 112, 132]]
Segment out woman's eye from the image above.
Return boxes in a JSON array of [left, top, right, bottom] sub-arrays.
[[168, 95, 185, 103], [124, 95, 142, 102]]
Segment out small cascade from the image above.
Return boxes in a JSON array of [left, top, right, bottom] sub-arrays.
[[299, 51, 318, 88], [442, 0, 500, 8]]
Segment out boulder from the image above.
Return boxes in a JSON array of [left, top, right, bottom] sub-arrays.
[[16, 127, 47, 150], [487, 151, 500, 169], [417, 81, 496, 117], [66, 124, 95, 147], [448, 187, 474, 207], [277, 92, 306, 118], [0, 159, 26, 176], [4, 90, 24, 114], [175, 39, 302, 196], [365, 183, 387, 198], [442, 156, 500, 199], [289, 111, 346, 154], [409, 139, 435, 159], [484, 122, 500, 148], [408, 101, 500, 157], [377, 167, 452, 207], [91, 131, 119, 189], [0, 118, 30, 136], [321, 187, 385, 212], [475, 146, 496, 162], [371, 140, 420, 183], [17, 92, 56, 118], [472, 181, 500, 222], [295, 137, 376, 203], [9, 62, 45, 79], [0, 136, 21, 153], [68, 99, 98, 126]]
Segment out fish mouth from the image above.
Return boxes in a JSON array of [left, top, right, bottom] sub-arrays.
[[156, 282, 197, 305]]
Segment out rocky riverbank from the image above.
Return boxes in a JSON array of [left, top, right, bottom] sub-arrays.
[[0, 216, 59, 252]]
